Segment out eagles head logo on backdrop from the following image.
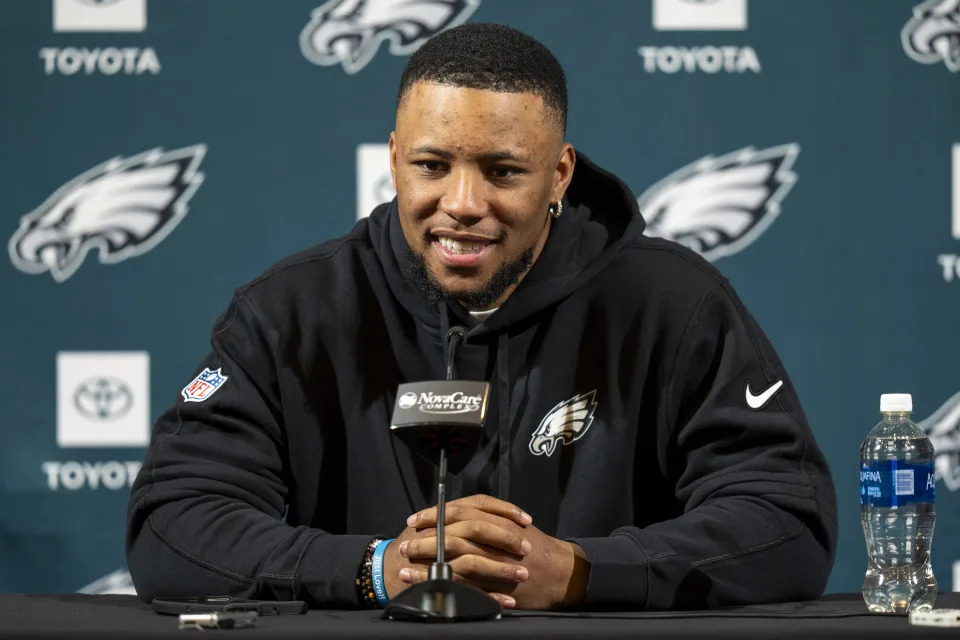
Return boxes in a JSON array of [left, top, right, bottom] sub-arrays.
[[640, 144, 799, 261], [77, 569, 135, 596], [8, 145, 206, 282], [902, 0, 960, 72], [300, 0, 480, 74], [919, 390, 960, 492]]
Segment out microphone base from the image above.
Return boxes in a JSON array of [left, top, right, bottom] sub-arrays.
[[383, 578, 503, 622]]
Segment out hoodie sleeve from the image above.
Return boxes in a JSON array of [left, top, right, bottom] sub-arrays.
[[569, 282, 838, 610], [126, 291, 375, 607]]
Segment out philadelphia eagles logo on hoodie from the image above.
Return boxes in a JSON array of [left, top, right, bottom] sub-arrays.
[[919, 390, 960, 492], [902, 0, 960, 72], [529, 391, 598, 457], [299, 0, 480, 74], [640, 144, 799, 262], [9, 145, 206, 282]]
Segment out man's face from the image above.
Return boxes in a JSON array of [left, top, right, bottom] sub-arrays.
[[390, 82, 574, 310]]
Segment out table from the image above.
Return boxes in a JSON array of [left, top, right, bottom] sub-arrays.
[[0, 593, 958, 639]]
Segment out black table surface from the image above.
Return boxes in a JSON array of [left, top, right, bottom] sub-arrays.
[[0, 593, 958, 639]]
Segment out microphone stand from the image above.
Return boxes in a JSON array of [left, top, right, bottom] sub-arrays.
[[384, 327, 502, 622]]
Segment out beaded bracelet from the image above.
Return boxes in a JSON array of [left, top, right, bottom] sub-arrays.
[[356, 538, 383, 608]]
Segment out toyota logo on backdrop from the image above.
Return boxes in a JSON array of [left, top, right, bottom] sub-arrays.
[[73, 377, 133, 421]]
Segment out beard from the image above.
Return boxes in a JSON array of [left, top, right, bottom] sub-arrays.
[[404, 244, 535, 311]]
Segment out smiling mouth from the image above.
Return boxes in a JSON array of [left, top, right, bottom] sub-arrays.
[[430, 232, 500, 268], [436, 236, 493, 255]]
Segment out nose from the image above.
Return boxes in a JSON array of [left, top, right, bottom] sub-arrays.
[[440, 166, 486, 225]]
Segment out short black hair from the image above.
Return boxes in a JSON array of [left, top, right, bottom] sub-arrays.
[[397, 23, 567, 133]]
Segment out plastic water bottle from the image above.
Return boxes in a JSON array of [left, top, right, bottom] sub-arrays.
[[860, 393, 937, 613]]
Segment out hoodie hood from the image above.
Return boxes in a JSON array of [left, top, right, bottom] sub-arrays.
[[366, 151, 646, 338]]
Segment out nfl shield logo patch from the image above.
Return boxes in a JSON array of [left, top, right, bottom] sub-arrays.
[[181, 367, 228, 403]]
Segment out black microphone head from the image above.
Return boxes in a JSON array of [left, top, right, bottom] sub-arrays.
[[446, 326, 466, 344], [444, 326, 468, 381], [390, 380, 489, 473]]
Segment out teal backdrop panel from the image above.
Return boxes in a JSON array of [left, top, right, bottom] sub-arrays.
[[0, 0, 957, 597]]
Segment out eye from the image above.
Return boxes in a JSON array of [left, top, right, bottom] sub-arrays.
[[55, 205, 77, 228], [488, 166, 523, 180], [414, 160, 447, 174]]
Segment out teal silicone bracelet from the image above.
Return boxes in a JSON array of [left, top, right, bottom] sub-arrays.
[[372, 538, 393, 606]]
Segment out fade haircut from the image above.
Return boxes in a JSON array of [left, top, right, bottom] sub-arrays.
[[397, 23, 567, 134]]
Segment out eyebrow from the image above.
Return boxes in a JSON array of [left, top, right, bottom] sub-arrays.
[[410, 146, 531, 164]]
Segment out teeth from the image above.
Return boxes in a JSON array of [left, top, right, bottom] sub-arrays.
[[439, 237, 486, 255]]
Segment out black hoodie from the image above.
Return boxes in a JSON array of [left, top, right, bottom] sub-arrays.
[[126, 152, 837, 610]]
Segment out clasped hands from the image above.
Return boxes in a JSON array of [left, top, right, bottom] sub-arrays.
[[382, 494, 589, 610]]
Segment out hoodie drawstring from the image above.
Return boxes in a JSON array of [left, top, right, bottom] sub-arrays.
[[438, 304, 451, 356], [497, 332, 510, 501]]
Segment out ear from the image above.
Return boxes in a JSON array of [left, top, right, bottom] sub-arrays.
[[552, 143, 576, 203], [388, 132, 398, 191]]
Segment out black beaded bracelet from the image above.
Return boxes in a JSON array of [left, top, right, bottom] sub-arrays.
[[356, 538, 383, 609]]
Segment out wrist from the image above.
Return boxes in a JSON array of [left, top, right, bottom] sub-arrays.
[[382, 539, 404, 600], [559, 541, 590, 608], [356, 537, 394, 609]]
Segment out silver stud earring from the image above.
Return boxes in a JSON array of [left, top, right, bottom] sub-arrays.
[[549, 201, 563, 219]]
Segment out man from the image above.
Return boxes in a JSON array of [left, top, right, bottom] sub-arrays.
[[126, 23, 837, 611]]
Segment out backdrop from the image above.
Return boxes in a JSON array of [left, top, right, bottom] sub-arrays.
[[0, 0, 958, 597]]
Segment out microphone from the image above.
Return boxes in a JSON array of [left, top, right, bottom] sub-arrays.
[[384, 326, 503, 622]]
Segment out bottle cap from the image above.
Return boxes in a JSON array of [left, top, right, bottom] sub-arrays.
[[880, 393, 912, 413]]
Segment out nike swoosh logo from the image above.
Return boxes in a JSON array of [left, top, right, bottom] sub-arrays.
[[745, 379, 784, 410]]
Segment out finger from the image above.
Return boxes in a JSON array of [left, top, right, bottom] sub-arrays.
[[408, 495, 532, 528], [399, 535, 481, 560], [400, 534, 528, 560], [398, 567, 451, 586], [444, 520, 531, 557], [488, 593, 517, 609], [408, 505, 531, 556], [399, 567, 422, 585], [398, 567, 524, 600], [448, 554, 529, 584], [413, 504, 491, 529]]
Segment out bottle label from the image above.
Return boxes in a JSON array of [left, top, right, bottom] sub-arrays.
[[860, 460, 936, 507]]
